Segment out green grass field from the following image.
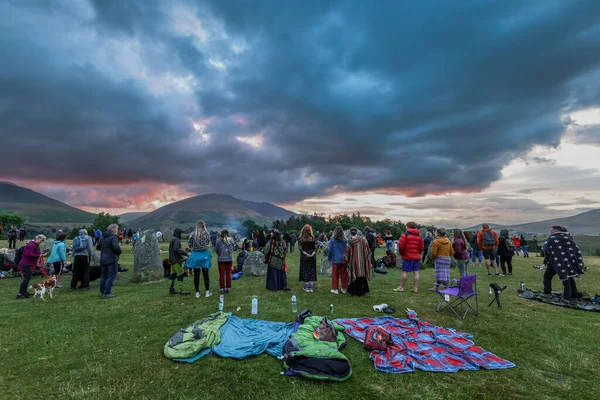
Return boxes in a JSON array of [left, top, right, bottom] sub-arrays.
[[1, 239, 599, 400]]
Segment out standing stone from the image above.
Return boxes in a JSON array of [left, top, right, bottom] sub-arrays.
[[90, 251, 102, 267], [133, 229, 162, 282], [161, 229, 173, 243], [244, 251, 267, 276], [5, 249, 16, 264], [320, 241, 332, 276], [42, 239, 55, 254]]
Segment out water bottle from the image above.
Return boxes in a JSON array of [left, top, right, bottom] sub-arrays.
[[330, 304, 334, 314], [519, 282, 526, 293], [219, 294, 224, 311], [291, 295, 297, 313], [251, 296, 258, 315]]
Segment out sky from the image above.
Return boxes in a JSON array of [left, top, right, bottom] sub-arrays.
[[1, 0, 600, 227]]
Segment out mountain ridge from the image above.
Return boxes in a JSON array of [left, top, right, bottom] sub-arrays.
[[126, 193, 297, 230], [0, 182, 95, 224], [460, 209, 600, 235]]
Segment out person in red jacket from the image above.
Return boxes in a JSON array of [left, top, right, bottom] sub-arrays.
[[393, 222, 424, 293]]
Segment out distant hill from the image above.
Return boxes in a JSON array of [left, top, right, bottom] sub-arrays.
[[0, 182, 95, 224], [461, 223, 506, 232], [508, 209, 600, 235], [127, 193, 296, 230], [461, 209, 600, 235], [119, 212, 148, 222]]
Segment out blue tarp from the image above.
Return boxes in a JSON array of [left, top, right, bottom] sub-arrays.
[[173, 314, 294, 363]]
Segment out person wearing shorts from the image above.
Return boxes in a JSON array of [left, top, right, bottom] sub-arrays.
[[393, 222, 424, 293], [477, 224, 499, 276]]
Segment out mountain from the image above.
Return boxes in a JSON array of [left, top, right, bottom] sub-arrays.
[[508, 209, 600, 235], [0, 182, 95, 224], [127, 193, 297, 230], [461, 209, 600, 235], [119, 212, 148, 222]]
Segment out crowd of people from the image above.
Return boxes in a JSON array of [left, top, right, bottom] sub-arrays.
[[2, 225, 27, 249], [4, 219, 586, 303]]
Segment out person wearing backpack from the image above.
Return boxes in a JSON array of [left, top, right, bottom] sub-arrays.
[[71, 229, 94, 290], [16, 235, 46, 299], [477, 224, 499, 276], [46, 232, 67, 287], [497, 229, 515, 276], [216, 230, 235, 293]]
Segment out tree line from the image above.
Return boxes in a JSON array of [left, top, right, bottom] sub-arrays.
[[245, 213, 438, 238]]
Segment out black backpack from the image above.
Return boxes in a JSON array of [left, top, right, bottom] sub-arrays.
[[14, 246, 25, 267]]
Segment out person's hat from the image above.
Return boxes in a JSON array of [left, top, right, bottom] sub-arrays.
[[79, 229, 88, 235]]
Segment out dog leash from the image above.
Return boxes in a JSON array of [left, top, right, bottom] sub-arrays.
[[39, 254, 50, 278]]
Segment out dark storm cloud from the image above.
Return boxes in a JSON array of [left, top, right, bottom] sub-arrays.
[[1, 0, 600, 203]]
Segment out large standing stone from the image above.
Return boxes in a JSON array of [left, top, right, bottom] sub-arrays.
[[133, 229, 162, 282], [320, 242, 332, 276], [5, 249, 16, 264], [244, 251, 267, 276], [90, 251, 102, 267]]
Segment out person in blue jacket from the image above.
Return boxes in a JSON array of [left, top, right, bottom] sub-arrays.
[[47, 232, 67, 287], [327, 226, 348, 294]]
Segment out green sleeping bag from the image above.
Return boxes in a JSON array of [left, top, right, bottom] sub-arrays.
[[283, 315, 352, 381], [164, 312, 229, 360]]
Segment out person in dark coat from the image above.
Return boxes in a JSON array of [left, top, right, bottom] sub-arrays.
[[289, 233, 297, 253], [520, 235, 529, 257], [497, 229, 515, 276], [168, 228, 190, 295], [364, 226, 378, 268], [96, 224, 122, 299], [257, 231, 267, 250]]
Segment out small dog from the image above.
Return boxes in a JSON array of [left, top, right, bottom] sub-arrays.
[[30, 275, 58, 301]]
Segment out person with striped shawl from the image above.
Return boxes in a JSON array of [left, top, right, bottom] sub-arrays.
[[344, 227, 372, 296]]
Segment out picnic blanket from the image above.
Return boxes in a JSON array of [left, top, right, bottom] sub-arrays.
[[335, 310, 515, 374], [167, 313, 295, 363], [520, 290, 600, 312]]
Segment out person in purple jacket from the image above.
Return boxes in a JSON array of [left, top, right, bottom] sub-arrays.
[[16, 234, 46, 299], [452, 229, 470, 277]]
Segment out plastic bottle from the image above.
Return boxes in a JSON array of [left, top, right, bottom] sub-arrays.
[[291, 294, 297, 313], [330, 304, 334, 314], [251, 296, 258, 315], [219, 294, 224, 311]]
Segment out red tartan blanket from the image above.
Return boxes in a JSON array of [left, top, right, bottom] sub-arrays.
[[335, 310, 515, 374]]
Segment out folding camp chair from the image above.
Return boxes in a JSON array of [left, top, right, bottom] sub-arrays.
[[436, 274, 478, 320], [488, 283, 507, 310]]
